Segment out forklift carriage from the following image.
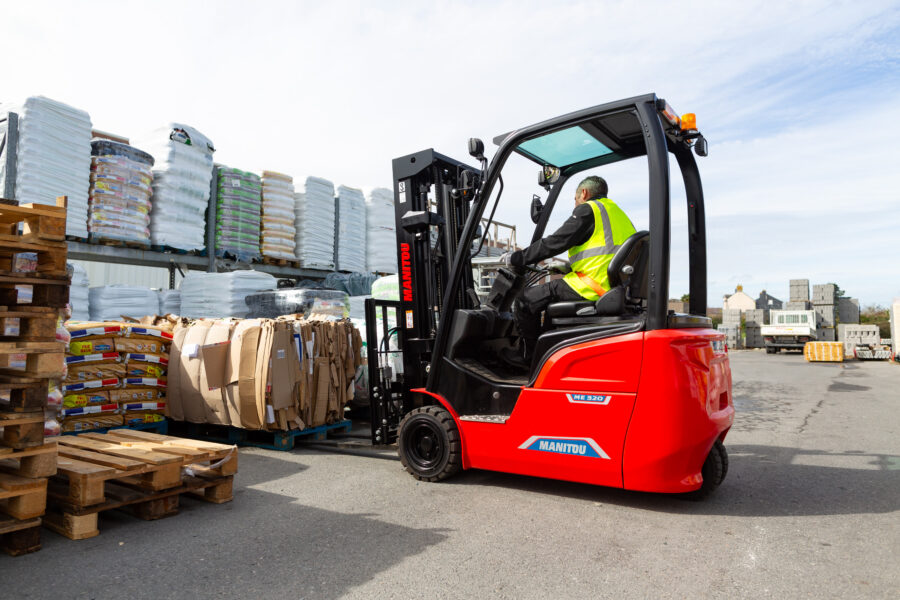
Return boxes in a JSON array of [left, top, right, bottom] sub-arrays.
[[365, 93, 734, 498]]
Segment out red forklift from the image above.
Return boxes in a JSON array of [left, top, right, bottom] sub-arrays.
[[365, 94, 734, 498]]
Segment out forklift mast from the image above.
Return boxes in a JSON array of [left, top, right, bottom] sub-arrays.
[[366, 149, 481, 443]]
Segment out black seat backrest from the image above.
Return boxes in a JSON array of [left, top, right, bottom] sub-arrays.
[[607, 230, 649, 301]]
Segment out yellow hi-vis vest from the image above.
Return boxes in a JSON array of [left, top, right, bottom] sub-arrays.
[[563, 198, 636, 301]]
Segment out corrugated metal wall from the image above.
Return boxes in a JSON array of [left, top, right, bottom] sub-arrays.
[[70, 260, 184, 290]]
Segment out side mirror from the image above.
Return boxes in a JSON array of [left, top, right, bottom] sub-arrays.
[[538, 165, 560, 189], [468, 138, 485, 160], [694, 135, 708, 157], [530, 195, 544, 224]]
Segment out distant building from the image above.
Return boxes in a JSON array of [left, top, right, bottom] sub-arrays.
[[756, 290, 783, 310], [723, 285, 756, 311], [707, 307, 723, 320], [668, 299, 687, 313]]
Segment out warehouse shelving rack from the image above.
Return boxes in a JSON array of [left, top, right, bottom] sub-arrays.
[[0, 116, 331, 288]]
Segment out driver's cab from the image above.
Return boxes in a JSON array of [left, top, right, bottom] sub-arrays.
[[429, 95, 709, 417]]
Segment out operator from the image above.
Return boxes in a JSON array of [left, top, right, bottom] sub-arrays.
[[500, 175, 636, 367]]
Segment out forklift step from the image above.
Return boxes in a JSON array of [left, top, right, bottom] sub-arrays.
[[458, 415, 509, 424], [455, 358, 529, 386]]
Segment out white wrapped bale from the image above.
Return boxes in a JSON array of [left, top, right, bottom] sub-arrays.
[[157, 289, 182, 315], [366, 187, 396, 273], [179, 271, 277, 319], [294, 176, 335, 269], [335, 185, 367, 273], [68, 262, 90, 321], [88, 285, 159, 321], [0, 96, 92, 237], [132, 124, 214, 251]]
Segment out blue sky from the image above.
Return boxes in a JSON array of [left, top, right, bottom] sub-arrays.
[[3, 0, 899, 306]]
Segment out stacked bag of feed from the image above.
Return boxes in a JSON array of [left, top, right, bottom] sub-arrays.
[[87, 140, 154, 247], [132, 124, 215, 251], [68, 262, 91, 321], [157, 289, 181, 315], [294, 176, 335, 269], [88, 285, 160, 321], [167, 316, 363, 430], [215, 167, 261, 262], [0, 96, 92, 237], [179, 270, 277, 319], [365, 187, 397, 273], [335, 185, 367, 272], [60, 322, 172, 432], [260, 171, 297, 260]]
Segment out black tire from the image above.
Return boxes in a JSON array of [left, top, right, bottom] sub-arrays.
[[685, 440, 728, 501], [766, 346, 777, 354], [398, 405, 462, 482]]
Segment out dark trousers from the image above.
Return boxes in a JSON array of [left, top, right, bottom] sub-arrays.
[[513, 278, 584, 356]]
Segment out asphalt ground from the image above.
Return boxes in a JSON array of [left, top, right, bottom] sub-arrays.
[[2, 351, 898, 599]]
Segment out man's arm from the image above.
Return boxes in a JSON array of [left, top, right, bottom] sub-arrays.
[[510, 203, 594, 267]]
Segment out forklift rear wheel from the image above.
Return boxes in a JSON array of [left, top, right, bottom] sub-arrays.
[[685, 440, 728, 500], [398, 405, 462, 482]]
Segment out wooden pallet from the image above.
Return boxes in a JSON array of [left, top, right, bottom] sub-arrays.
[[0, 307, 59, 341], [0, 441, 57, 477], [261, 256, 300, 268], [0, 375, 48, 412], [0, 340, 65, 378], [0, 471, 47, 520], [44, 474, 232, 540], [0, 198, 67, 246], [0, 411, 45, 449], [0, 272, 69, 307], [52, 430, 237, 506], [172, 419, 352, 451], [0, 513, 42, 556], [88, 237, 151, 251]]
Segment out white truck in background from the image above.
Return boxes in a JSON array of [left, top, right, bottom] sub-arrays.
[[761, 310, 817, 353]]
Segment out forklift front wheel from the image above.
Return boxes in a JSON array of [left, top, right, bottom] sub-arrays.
[[685, 440, 728, 501], [398, 405, 462, 482]]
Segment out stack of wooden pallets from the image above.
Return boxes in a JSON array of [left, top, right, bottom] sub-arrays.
[[45, 429, 237, 540], [0, 197, 69, 555]]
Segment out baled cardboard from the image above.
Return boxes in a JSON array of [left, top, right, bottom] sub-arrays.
[[165, 325, 189, 420], [200, 320, 234, 425], [180, 320, 213, 423]]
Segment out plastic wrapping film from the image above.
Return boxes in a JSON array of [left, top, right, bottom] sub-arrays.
[[366, 187, 397, 273], [216, 167, 261, 262], [0, 96, 92, 237], [68, 262, 91, 320], [157, 289, 181, 315], [88, 139, 154, 246], [88, 285, 160, 321], [294, 176, 335, 269], [131, 124, 214, 250], [179, 271, 277, 318], [323, 272, 377, 296], [245, 288, 349, 319], [261, 171, 296, 260], [335, 185, 367, 272]]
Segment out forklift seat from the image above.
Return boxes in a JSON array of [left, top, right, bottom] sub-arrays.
[[546, 230, 649, 326]]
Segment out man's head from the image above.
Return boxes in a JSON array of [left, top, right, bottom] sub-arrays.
[[574, 175, 608, 205]]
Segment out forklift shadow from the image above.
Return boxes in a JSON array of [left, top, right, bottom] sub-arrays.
[[450, 444, 900, 518]]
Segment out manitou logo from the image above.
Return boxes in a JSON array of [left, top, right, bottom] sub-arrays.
[[518, 436, 610, 459], [400, 243, 413, 302]]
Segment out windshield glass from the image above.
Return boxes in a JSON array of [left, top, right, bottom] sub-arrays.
[[517, 125, 613, 168]]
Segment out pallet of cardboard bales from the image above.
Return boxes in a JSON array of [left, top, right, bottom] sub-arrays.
[[166, 316, 364, 450]]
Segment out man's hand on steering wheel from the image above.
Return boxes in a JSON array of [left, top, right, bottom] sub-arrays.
[[547, 261, 571, 275]]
